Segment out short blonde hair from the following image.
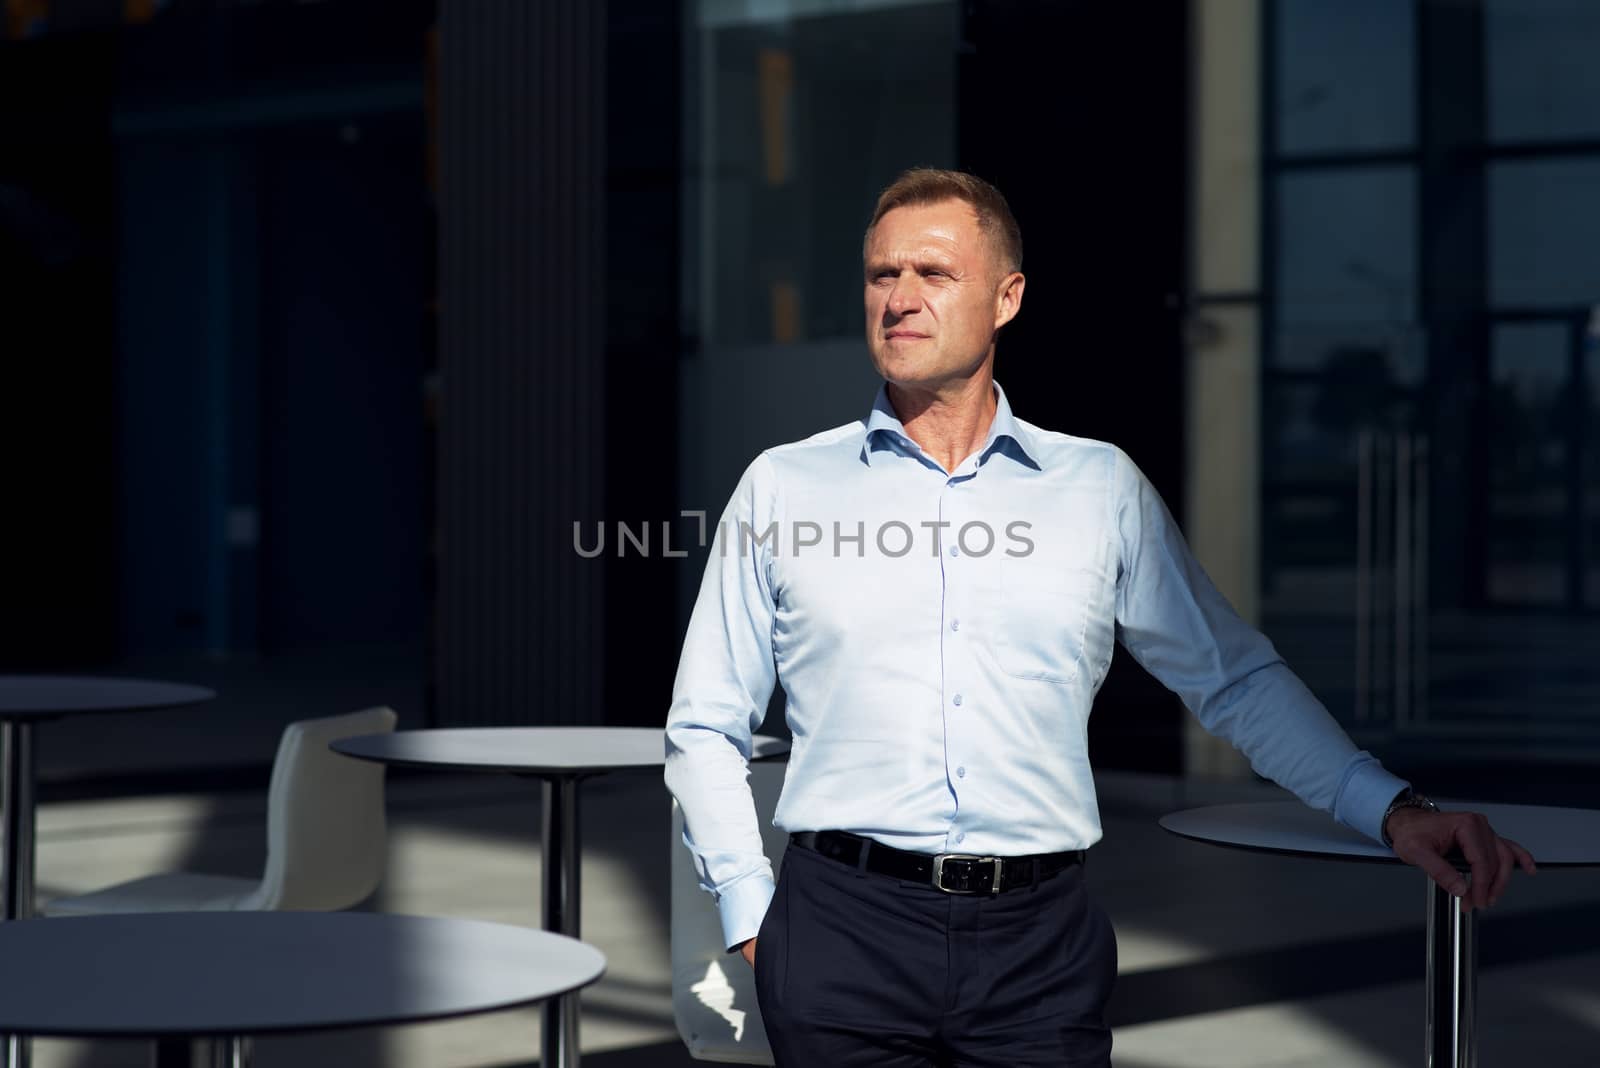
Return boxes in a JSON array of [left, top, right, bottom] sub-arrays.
[[864, 168, 1023, 274]]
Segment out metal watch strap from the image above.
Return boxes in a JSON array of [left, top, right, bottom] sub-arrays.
[[1382, 789, 1439, 847]]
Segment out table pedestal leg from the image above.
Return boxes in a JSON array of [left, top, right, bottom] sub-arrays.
[[2, 721, 37, 921], [1426, 877, 1477, 1067], [207, 1037, 251, 1068], [542, 777, 580, 1068], [2, 721, 36, 1068]]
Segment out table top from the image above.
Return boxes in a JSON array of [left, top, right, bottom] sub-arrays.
[[1161, 799, 1600, 868], [0, 676, 216, 722], [0, 912, 605, 1038], [331, 726, 791, 776]]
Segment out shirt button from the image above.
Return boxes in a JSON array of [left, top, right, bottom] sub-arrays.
[[949, 546, 959, 557], [952, 694, 963, 707], [950, 619, 960, 632], [956, 766, 966, 778], [956, 832, 966, 844]]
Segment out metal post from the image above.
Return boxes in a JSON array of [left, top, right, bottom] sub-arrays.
[[1426, 876, 1477, 1068], [2, 721, 36, 922], [1413, 437, 1431, 722], [205, 1037, 250, 1068], [1355, 429, 1374, 722], [1373, 432, 1393, 722], [541, 777, 581, 1068], [2, 721, 36, 1068], [1395, 432, 1413, 727]]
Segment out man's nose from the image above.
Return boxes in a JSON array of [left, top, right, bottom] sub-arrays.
[[887, 277, 921, 316]]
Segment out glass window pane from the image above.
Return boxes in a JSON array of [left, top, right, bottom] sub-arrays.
[[1489, 159, 1600, 310], [1274, 0, 1415, 154], [1274, 323, 1426, 387], [1487, 0, 1600, 143], [1259, 379, 1363, 724], [692, 0, 957, 348], [1276, 167, 1417, 326], [1488, 322, 1571, 606]]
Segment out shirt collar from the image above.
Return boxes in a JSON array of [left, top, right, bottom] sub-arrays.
[[862, 380, 1041, 472]]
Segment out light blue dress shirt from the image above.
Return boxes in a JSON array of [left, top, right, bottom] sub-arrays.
[[665, 382, 1409, 950]]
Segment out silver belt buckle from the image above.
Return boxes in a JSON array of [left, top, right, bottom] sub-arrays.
[[932, 853, 1000, 895]]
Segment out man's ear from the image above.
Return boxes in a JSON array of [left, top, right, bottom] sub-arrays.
[[994, 271, 1025, 331]]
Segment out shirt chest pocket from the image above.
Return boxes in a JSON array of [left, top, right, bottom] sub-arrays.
[[979, 565, 1106, 686]]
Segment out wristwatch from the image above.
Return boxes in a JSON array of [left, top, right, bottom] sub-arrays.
[[1381, 788, 1439, 847]]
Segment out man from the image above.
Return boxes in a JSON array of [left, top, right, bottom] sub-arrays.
[[664, 168, 1534, 1066]]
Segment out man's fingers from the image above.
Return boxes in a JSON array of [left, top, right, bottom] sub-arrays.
[[1397, 814, 1535, 911], [1410, 849, 1469, 902], [1504, 836, 1538, 875], [1488, 838, 1514, 906], [1455, 816, 1500, 912]]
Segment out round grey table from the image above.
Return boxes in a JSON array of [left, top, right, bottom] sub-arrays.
[[0, 911, 605, 1068], [1161, 799, 1600, 1068], [0, 677, 216, 924], [330, 726, 790, 1068], [0, 677, 216, 1068]]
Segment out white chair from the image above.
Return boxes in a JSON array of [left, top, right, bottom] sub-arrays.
[[45, 706, 397, 916], [671, 758, 788, 1065]]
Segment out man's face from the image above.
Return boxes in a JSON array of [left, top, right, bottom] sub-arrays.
[[863, 199, 1022, 393]]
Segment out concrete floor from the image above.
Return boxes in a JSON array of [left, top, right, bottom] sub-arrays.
[[19, 766, 1600, 1067]]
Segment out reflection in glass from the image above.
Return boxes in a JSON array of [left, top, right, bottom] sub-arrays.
[[1274, 0, 1414, 154], [1486, 0, 1600, 144], [1489, 159, 1600, 310], [1273, 323, 1425, 386], [1261, 377, 1418, 726], [1488, 323, 1570, 606], [692, 0, 957, 348], [1267, 0, 1600, 749], [1276, 167, 1416, 326]]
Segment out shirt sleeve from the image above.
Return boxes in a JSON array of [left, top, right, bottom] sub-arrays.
[[1110, 448, 1409, 844], [664, 454, 783, 950]]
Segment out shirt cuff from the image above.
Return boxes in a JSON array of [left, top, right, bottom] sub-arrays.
[[717, 871, 777, 952], [1333, 753, 1411, 845]]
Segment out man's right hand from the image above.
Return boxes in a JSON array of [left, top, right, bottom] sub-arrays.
[[738, 938, 757, 967]]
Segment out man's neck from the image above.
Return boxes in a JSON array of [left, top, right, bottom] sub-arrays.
[[886, 373, 998, 474]]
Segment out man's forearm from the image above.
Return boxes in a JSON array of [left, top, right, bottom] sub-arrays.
[[664, 721, 776, 948]]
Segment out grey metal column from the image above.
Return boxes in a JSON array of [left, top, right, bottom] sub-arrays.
[[1425, 876, 1477, 1068], [3, 720, 36, 1068], [436, 0, 608, 730], [542, 777, 581, 1068]]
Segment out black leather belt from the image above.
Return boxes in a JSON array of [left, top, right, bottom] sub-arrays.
[[790, 830, 1083, 895]]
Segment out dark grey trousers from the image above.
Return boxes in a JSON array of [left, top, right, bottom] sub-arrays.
[[754, 843, 1118, 1067]]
